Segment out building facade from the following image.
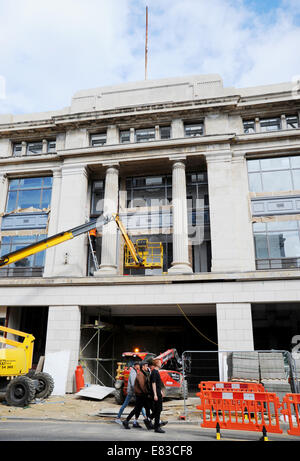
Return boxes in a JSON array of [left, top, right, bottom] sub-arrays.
[[1, 74, 300, 392]]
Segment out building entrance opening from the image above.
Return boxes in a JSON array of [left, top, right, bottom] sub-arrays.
[[80, 306, 218, 394], [252, 303, 300, 352]]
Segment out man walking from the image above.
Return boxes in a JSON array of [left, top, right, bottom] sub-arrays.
[[122, 361, 153, 429], [150, 358, 165, 433], [115, 361, 145, 426]]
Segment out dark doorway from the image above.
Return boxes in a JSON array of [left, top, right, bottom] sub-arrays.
[[252, 303, 300, 352], [19, 306, 49, 367]]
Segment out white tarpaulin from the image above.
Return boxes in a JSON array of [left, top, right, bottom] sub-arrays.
[[76, 384, 115, 400]]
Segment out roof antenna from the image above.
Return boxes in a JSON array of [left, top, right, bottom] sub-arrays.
[[145, 6, 148, 80]]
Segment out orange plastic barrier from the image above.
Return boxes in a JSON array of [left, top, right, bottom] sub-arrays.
[[198, 390, 282, 435], [198, 381, 264, 393], [196, 382, 265, 412], [281, 393, 300, 436]]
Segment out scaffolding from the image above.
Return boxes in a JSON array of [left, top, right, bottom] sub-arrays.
[[79, 318, 115, 387]]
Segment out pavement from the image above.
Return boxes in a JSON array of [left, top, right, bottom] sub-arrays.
[[0, 393, 299, 443]]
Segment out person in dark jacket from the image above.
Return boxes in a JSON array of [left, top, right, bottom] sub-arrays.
[[122, 361, 153, 429], [150, 358, 165, 433]]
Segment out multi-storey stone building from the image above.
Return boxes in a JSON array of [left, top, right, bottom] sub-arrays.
[[1, 74, 300, 392]]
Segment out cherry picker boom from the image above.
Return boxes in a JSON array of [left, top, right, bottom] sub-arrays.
[[0, 213, 163, 270]]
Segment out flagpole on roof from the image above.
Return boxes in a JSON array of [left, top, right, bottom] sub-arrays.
[[145, 6, 148, 80]]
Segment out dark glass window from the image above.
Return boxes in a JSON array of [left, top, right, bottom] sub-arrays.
[[13, 143, 22, 156], [126, 175, 171, 208], [160, 126, 171, 139], [287, 115, 299, 129], [184, 122, 204, 137], [243, 120, 255, 134], [120, 130, 130, 143], [135, 128, 155, 143], [91, 133, 107, 146], [260, 118, 281, 132], [90, 180, 105, 216], [186, 172, 211, 272]]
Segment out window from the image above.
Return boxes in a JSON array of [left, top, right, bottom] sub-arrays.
[[27, 142, 43, 155], [247, 155, 300, 193], [12, 140, 56, 156], [135, 128, 155, 143], [186, 172, 211, 273], [90, 180, 105, 216], [184, 122, 204, 137], [0, 235, 46, 269], [159, 126, 171, 139], [287, 115, 299, 129], [6, 177, 53, 213], [260, 117, 281, 132], [243, 114, 299, 134], [91, 133, 106, 146], [243, 120, 255, 134], [13, 143, 22, 156], [120, 130, 130, 143], [48, 141, 56, 152], [0, 177, 52, 278], [126, 175, 171, 208], [253, 220, 300, 269]]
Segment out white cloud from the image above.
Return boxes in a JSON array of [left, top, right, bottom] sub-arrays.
[[0, 0, 299, 114]]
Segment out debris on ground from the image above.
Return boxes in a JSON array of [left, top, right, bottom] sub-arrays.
[[0, 393, 200, 422]]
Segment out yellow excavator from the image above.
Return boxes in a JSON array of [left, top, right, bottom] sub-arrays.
[[0, 326, 54, 406], [0, 213, 163, 270]]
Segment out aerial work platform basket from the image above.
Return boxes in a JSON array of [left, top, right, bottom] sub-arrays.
[[124, 239, 163, 269]]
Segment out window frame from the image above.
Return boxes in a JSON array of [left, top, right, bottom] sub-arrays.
[[184, 122, 204, 137], [5, 177, 53, 213], [247, 155, 300, 193], [90, 132, 107, 147]]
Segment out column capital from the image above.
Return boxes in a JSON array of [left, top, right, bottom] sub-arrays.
[[102, 161, 120, 171], [51, 167, 62, 178], [169, 155, 187, 166], [0, 172, 7, 183], [61, 164, 88, 177]]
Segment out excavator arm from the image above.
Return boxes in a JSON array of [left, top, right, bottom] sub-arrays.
[[0, 213, 144, 269], [156, 348, 183, 370]]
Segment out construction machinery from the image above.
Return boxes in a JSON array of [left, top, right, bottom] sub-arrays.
[[114, 348, 187, 404], [0, 213, 163, 270], [0, 326, 54, 406]]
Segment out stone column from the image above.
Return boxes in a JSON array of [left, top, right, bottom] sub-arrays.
[[216, 303, 254, 351], [216, 302, 254, 381], [94, 164, 119, 276], [51, 164, 89, 277], [44, 305, 81, 393], [106, 125, 119, 145], [171, 119, 184, 138], [168, 158, 193, 274], [43, 167, 62, 277], [206, 150, 256, 273]]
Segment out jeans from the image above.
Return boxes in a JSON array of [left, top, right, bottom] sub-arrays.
[[126, 395, 151, 422], [118, 392, 146, 419]]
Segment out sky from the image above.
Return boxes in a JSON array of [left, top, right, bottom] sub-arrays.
[[0, 0, 299, 115]]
